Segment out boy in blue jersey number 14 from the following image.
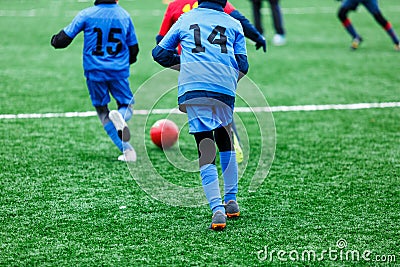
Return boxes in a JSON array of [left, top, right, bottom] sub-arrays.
[[152, 0, 249, 230], [51, 0, 139, 162]]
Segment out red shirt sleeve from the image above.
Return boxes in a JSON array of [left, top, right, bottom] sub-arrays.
[[223, 1, 236, 14], [159, 3, 177, 36]]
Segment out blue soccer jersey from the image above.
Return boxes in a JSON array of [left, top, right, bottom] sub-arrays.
[[64, 4, 138, 81], [157, 6, 247, 98]]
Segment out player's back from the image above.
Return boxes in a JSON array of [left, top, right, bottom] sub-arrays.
[[177, 7, 246, 97], [68, 4, 136, 80], [179, 8, 242, 64], [81, 5, 132, 68]]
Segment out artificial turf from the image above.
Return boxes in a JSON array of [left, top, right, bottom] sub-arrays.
[[0, 0, 399, 265]]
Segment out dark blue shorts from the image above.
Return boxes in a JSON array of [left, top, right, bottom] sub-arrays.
[[341, 0, 379, 14]]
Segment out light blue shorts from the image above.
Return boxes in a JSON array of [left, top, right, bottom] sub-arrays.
[[186, 102, 233, 133]]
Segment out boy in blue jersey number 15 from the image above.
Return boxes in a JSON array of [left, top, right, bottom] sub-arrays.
[[152, 0, 249, 230], [51, 0, 139, 162]]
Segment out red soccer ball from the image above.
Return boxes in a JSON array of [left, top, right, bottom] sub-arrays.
[[150, 119, 179, 149]]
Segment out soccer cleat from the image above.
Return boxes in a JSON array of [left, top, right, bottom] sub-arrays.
[[209, 210, 227, 231], [272, 34, 286, 46], [395, 43, 400, 51], [109, 110, 130, 142], [225, 200, 240, 218], [232, 130, 243, 163], [351, 36, 363, 50], [118, 148, 137, 162]]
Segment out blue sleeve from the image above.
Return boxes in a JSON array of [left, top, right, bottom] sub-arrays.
[[129, 44, 139, 64], [235, 54, 249, 75], [157, 18, 181, 51], [156, 34, 164, 45], [233, 25, 247, 56], [229, 10, 263, 44], [126, 19, 138, 46], [152, 45, 180, 67], [153, 17, 181, 67], [63, 10, 86, 39]]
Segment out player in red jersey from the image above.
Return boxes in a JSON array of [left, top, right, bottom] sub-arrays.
[[156, 0, 266, 53]]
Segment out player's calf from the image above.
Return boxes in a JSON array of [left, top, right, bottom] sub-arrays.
[[109, 110, 131, 142]]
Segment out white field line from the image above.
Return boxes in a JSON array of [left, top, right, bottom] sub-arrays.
[[1, 102, 399, 120]]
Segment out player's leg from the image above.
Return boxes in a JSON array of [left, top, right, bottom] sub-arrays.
[[214, 104, 240, 217], [109, 79, 134, 142], [268, 0, 284, 35], [187, 104, 225, 230], [214, 125, 240, 218], [87, 79, 119, 148], [268, 0, 286, 46], [95, 105, 133, 152], [112, 78, 134, 123], [337, 0, 363, 49], [250, 0, 264, 35], [117, 103, 133, 122], [96, 105, 121, 151], [108, 79, 136, 161], [364, 0, 400, 49], [194, 131, 226, 230], [88, 79, 135, 161]]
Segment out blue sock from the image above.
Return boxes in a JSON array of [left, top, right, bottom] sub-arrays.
[[104, 121, 123, 152], [346, 25, 358, 39], [200, 164, 224, 213], [118, 106, 133, 122], [220, 151, 238, 203], [122, 142, 133, 151], [343, 19, 358, 39], [386, 27, 399, 45]]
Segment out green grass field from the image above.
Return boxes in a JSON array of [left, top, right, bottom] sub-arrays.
[[1, 0, 399, 265]]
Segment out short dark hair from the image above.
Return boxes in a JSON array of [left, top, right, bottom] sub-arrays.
[[198, 0, 228, 8]]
